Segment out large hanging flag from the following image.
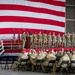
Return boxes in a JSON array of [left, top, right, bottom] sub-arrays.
[[0, 0, 66, 39], [18, 30, 21, 45], [13, 29, 16, 44]]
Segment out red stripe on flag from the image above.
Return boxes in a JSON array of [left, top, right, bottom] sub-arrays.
[[0, 4, 65, 17], [28, 0, 66, 7], [0, 16, 65, 27]]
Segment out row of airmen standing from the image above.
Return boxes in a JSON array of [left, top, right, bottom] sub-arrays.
[[21, 31, 75, 49], [13, 49, 75, 73]]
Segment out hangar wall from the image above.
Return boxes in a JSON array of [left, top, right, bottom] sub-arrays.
[[66, 0, 75, 33]]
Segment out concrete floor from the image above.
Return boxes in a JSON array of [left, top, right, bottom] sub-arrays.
[[0, 70, 51, 75], [0, 65, 50, 75], [0, 68, 75, 75]]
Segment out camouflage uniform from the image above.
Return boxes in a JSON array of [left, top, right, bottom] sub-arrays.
[[38, 32, 43, 48], [35, 50, 46, 71], [33, 32, 37, 48], [29, 49, 37, 71], [36, 50, 46, 60], [61, 34, 66, 47], [47, 33, 52, 48], [30, 34, 33, 48], [70, 51, 75, 67], [52, 32, 56, 48], [42, 33, 47, 48], [41, 52, 56, 72], [70, 32, 75, 47], [13, 51, 29, 71], [66, 33, 71, 47], [56, 33, 61, 47], [58, 52, 70, 68], [21, 32, 26, 49]]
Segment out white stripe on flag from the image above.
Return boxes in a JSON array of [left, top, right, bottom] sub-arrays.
[[55, 0, 66, 2], [0, 10, 65, 22], [0, 0, 65, 12], [0, 22, 65, 32], [0, 34, 18, 39]]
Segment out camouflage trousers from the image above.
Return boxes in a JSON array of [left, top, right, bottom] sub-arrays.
[[30, 59, 36, 71], [12, 61, 20, 71]]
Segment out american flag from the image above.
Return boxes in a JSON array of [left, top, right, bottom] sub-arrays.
[[0, 0, 66, 39]]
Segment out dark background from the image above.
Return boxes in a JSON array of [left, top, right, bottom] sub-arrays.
[[66, 0, 75, 33]]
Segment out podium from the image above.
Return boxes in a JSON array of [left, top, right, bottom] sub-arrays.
[[25, 36, 30, 49]]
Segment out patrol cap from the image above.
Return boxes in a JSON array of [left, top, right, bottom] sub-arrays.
[[46, 49, 49, 52], [38, 50, 41, 54], [46, 49, 49, 53], [52, 49, 54, 53]]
